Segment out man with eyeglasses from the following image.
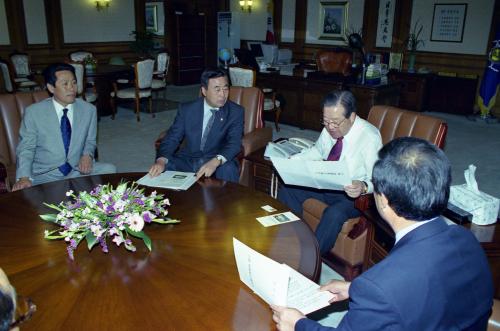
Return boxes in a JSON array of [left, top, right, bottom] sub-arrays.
[[149, 68, 244, 183], [278, 90, 382, 255]]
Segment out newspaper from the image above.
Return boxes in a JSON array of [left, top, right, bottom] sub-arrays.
[[137, 171, 197, 191]]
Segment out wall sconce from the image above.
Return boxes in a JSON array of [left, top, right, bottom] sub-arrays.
[[95, 0, 110, 11], [239, 0, 252, 13]]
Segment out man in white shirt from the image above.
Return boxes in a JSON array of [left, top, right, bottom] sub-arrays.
[[278, 90, 382, 255]]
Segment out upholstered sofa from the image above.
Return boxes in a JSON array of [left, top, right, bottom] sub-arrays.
[[302, 105, 448, 280], [0, 90, 49, 191]]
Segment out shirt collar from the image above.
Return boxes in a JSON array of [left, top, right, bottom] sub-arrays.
[[203, 99, 219, 112], [395, 217, 439, 244], [52, 98, 74, 113]]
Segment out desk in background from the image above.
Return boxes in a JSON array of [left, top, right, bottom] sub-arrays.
[[256, 71, 400, 130]]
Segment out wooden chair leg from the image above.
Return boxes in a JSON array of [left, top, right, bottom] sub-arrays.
[[110, 97, 116, 120], [135, 97, 141, 122], [149, 95, 154, 118], [275, 107, 282, 132]]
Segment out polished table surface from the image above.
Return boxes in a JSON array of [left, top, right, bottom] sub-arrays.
[[0, 173, 321, 330]]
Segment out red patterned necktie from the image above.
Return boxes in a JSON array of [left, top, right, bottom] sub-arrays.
[[327, 137, 343, 161]]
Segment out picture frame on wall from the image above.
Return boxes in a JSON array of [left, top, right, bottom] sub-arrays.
[[318, 1, 348, 40], [375, 0, 396, 48], [430, 3, 467, 43], [145, 4, 158, 32]]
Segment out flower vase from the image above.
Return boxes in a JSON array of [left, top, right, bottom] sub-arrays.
[[85, 64, 96, 75], [407, 53, 416, 73]]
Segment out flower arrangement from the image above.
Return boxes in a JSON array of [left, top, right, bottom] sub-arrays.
[[40, 182, 179, 260], [83, 55, 97, 67]]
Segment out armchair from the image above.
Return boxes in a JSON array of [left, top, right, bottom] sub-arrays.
[[69, 62, 97, 103], [69, 50, 94, 63], [152, 52, 170, 99], [9, 52, 40, 91], [315, 50, 353, 76], [302, 105, 448, 280]]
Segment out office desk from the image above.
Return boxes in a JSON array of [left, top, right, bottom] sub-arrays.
[[0, 173, 321, 330], [362, 207, 500, 299], [256, 71, 400, 130]]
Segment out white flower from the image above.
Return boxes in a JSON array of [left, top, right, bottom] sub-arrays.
[[162, 198, 170, 206], [113, 235, 124, 246], [114, 199, 127, 212], [66, 190, 74, 197], [127, 213, 144, 232], [82, 207, 91, 215], [151, 191, 157, 197]]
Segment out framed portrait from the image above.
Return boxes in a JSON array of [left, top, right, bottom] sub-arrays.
[[145, 4, 158, 32], [318, 1, 348, 40], [430, 3, 467, 43]]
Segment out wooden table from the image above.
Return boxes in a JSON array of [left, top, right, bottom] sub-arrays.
[[0, 173, 321, 330], [362, 206, 500, 299], [86, 64, 133, 117]]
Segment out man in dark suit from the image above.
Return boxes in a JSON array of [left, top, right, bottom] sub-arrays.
[[148, 68, 244, 183], [271, 137, 494, 331]]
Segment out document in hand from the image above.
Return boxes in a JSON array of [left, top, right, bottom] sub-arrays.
[[137, 171, 197, 191], [233, 238, 333, 315], [271, 158, 351, 190]]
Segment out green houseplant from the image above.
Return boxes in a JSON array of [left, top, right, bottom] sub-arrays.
[[404, 20, 424, 72], [130, 30, 156, 58]]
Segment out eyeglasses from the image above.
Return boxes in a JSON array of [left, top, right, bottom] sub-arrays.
[[321, 117, 348, 128], [10, 295, 36, 330]]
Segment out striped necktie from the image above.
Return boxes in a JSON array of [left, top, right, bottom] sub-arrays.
[[58, 108, 72, 176], [200, 108, 217, 151]]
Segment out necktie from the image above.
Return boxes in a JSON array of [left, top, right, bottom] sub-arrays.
[[58, 108, 72, 176], [327, 137, 343, 161], [200, 108, 217, 151]]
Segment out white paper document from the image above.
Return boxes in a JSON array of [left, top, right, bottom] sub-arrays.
[[271, 158, 351, 190], [233, 238, 333, 315], [137, 171, 197, 191], [256, 211, 299, 227]]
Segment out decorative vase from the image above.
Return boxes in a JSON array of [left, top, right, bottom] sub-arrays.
[[85, 64, 96, 75], [407, 52, 416, 73]]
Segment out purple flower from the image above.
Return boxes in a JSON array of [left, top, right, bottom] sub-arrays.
[[142, 211, 153, 223], [100, 238, 109, 253], [105, 205, 115, 214], [133, 199, 144, 206], [67, 246, 75, 260], [70, 239, 77, 248], [96, 201, 104, 208]]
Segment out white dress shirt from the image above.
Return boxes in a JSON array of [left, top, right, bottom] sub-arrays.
[[52, 99, 74, 126], [395, 217, 438, 244], [291, 116, 382, 193]]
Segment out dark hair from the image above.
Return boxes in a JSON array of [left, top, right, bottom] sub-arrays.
[[43, 63, 76, 87], [200, 68, 228, 88], [321, 90, 357, 118], [0, 289, 14, 331], [372, 137, 450, 221]]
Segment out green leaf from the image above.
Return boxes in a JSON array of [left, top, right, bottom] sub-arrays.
[[151, 218, 180, 224], [125, 227, 152, 251], [40, 214, 58, 222], [85, 232, 98, 251], [43, 202, 63, 212]]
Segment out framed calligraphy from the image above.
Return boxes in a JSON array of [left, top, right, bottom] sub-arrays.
[[375, 0, 396, 48], [430, 3, 467, 43], [318, 1, 348, 40]]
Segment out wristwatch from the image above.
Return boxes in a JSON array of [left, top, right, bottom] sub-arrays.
[[361, 181, 368, 194], [215, 155, 224, 165]]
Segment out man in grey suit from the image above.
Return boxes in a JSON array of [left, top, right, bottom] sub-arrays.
[[12, 63, 115, 191]]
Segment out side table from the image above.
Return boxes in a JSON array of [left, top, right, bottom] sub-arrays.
[[245, 147, 279, 198], [362, 207, 500, 299]]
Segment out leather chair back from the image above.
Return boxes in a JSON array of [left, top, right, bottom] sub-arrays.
[[0, 91, 49, 184], [316, 50, 353, 76], [368, 105, 447, 148], [229, 86, 264, 135]]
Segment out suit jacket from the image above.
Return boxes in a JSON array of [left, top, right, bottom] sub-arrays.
[[16, 98, 97, 179], [157, 97, 244, 162], [296, 218, 493, 331]]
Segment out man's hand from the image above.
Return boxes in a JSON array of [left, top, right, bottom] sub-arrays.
[[195, 158, 220, 180], [12, 177, 32, 191], [344, 180, 365, 198], [320, 280, 351, 303], [270, 305, 305, 331], [148, 159, 167, 177], [78, 155, 93, 174]]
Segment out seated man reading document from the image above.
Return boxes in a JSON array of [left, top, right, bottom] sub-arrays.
[[149, 68, 244, 183], [278, 90, 382, 255], [271, 137, 494, 331], [13, 63, 116, 191]]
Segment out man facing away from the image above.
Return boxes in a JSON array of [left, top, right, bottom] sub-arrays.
[[12, 63, 115, 191], [148, 68, 244, 183], [0, 268, 16, 331], [272, 137, 494, 331], [278, 90, 382, 255]]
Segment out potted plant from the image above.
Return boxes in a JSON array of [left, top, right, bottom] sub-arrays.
[[130, 30, 156, 59], [83, 55, 97, 74], [404, 20, 424, 73]]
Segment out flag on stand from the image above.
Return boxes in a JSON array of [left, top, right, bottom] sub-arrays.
[[266, 0, 275, 44], [478, 26, 500, 117]]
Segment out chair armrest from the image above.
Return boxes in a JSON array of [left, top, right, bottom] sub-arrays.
[[0, 161, 9, 194], [354, 194, 373, 211], [241, 127, 273, 157]]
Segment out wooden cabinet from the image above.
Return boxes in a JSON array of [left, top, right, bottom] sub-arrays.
[[346, 83, 401, 119], [389, 72, 431, 112], [173, 14, 206, 85], [245, 147, 278, 198], [427, 75, 478, 115]]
